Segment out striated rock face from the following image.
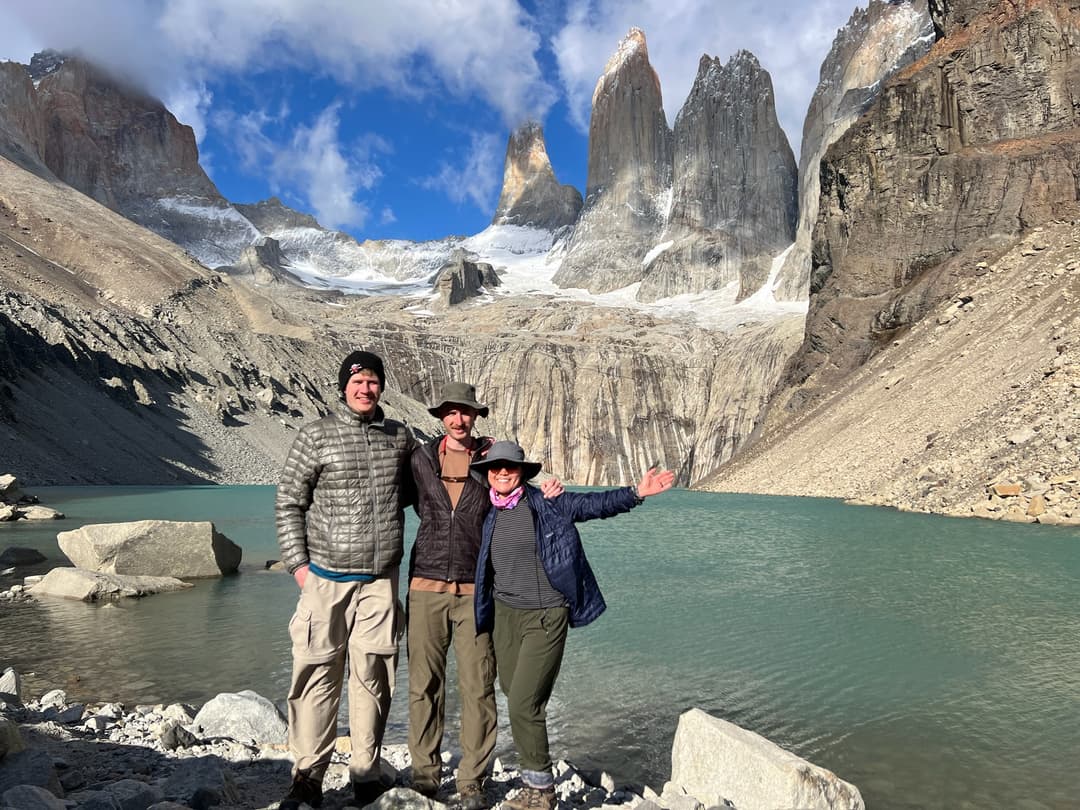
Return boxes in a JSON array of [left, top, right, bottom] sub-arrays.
[[492, 123, 582, 232], [640, 50, 797, 303], [780, 0, 1080, 412], [553, 28, 673, 293], [0, 62, 49, 177], [1, 150, 799, 488], [771, 0, 933, 302], [382, 301, 804, 486]]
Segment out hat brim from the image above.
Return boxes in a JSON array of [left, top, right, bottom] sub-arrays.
[[428, 400, 489, 419], [470, 459, 542, 480]]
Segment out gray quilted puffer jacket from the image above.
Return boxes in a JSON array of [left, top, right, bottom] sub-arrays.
[[276, 403, 416, 575]]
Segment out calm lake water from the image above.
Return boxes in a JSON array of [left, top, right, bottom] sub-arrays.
[[1, 486, 1078, 810]]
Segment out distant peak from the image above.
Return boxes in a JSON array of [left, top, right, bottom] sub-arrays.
[[605, 27, 650, 75], [26, 49, 68, 81]]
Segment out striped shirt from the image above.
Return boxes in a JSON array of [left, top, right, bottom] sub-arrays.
[[490, 497, 566, 610]]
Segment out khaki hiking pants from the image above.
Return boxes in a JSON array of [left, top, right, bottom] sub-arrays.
[[286, 570, 402, 784], [407, 589, 497, 792]]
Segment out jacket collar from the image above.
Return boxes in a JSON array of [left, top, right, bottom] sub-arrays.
[[336, 401, 386, 427]]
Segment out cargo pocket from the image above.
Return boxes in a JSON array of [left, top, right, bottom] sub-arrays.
[[288, 588, 339, 662], [288, 604, 313, 654]]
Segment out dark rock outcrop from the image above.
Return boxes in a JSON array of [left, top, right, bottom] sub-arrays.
[[771, 0, 933, 302], [34, 57, 221, 208], [234, 198, 322, 232], [227, 237, 304, 286], [640, 51, 797, 302], [780, 0, 1080, 411], [492, 123, 582, 232], [432, 249, 500, 308], [553, 28, 673, 293]]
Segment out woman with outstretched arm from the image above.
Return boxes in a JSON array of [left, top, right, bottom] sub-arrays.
[[471, 441, 676, 810]]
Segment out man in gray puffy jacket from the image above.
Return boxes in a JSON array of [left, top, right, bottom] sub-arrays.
[[275, 349, 416, 810]]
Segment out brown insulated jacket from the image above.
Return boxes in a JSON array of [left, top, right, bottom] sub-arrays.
[[409, 435, 494, 583], [276, 403, 416, 575]]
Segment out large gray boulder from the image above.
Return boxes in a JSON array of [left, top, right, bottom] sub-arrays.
[[0, 717, 23, 759], [57, 520, 241, 578], [0, 784, 66, 810], [0, 749, 62, 797], [0, 669, 21, 704], [670, 708, 864, 810], [191, 690, 287, 745], [17, 506, 63, 521], [0, 475, 22, 503], [29, 568, 194, 601]]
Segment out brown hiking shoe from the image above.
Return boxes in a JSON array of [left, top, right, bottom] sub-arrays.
[[457, 782, 488, 810], [502, 786, 555, 810]]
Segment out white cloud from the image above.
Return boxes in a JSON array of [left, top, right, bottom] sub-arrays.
[[420, 133, 503, 213], [165, 81, 213, 143], [551, 0, 856, 152], [4, 0, 556, 127], [270, 104, 382, 230], [211, 102, 384, 230]]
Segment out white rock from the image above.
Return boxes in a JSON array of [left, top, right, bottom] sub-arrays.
[[58, 520, 241, 578], [670, 708, 864, 810]]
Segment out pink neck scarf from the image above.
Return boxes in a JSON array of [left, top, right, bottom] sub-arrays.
[[490, 486, 524, 510]]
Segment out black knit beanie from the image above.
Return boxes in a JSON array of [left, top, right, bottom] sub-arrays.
[[338, 350, 386, 392]]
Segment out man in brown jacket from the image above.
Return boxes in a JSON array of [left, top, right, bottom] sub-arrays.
[[275, 349, 415, 810], [408, 383, 560, 809]]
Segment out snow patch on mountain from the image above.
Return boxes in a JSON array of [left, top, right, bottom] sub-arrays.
[[459, 225, 805, 332]]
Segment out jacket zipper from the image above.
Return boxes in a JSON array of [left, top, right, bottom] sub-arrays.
[[365, 424, 380, 570]]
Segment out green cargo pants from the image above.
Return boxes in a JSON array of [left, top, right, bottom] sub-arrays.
[[492, 601, 569, 784]]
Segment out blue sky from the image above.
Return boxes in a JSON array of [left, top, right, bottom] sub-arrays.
[[1, 0, 860, 243]]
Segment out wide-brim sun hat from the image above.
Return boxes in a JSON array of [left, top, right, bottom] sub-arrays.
[[428, 381, 489, 418], [469, 440, 541, 480]]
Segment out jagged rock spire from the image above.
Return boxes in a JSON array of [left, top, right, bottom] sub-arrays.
[[554, 27, 673, 293], [635, 48, 797, 303], [491, 122, 582, 231]]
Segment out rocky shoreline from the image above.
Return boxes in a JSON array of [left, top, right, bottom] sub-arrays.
[[0, 671, 864, 810], [0, 671, 628, 810]]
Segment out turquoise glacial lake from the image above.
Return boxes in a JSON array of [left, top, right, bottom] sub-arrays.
[[1, 486, 1078, 809]]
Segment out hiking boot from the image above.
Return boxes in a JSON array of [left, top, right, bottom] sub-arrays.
[[502, 786, 555, 810], [278, 771, 323, 809], [457, 782, 488, 810], [353, 779, 389, 807]]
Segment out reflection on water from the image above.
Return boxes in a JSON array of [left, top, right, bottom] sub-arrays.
[[1, 486, 1078, 809]]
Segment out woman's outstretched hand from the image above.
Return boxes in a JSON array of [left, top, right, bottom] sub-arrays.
[[635, 467, 676, 498], [540, 477, 564, 499]]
